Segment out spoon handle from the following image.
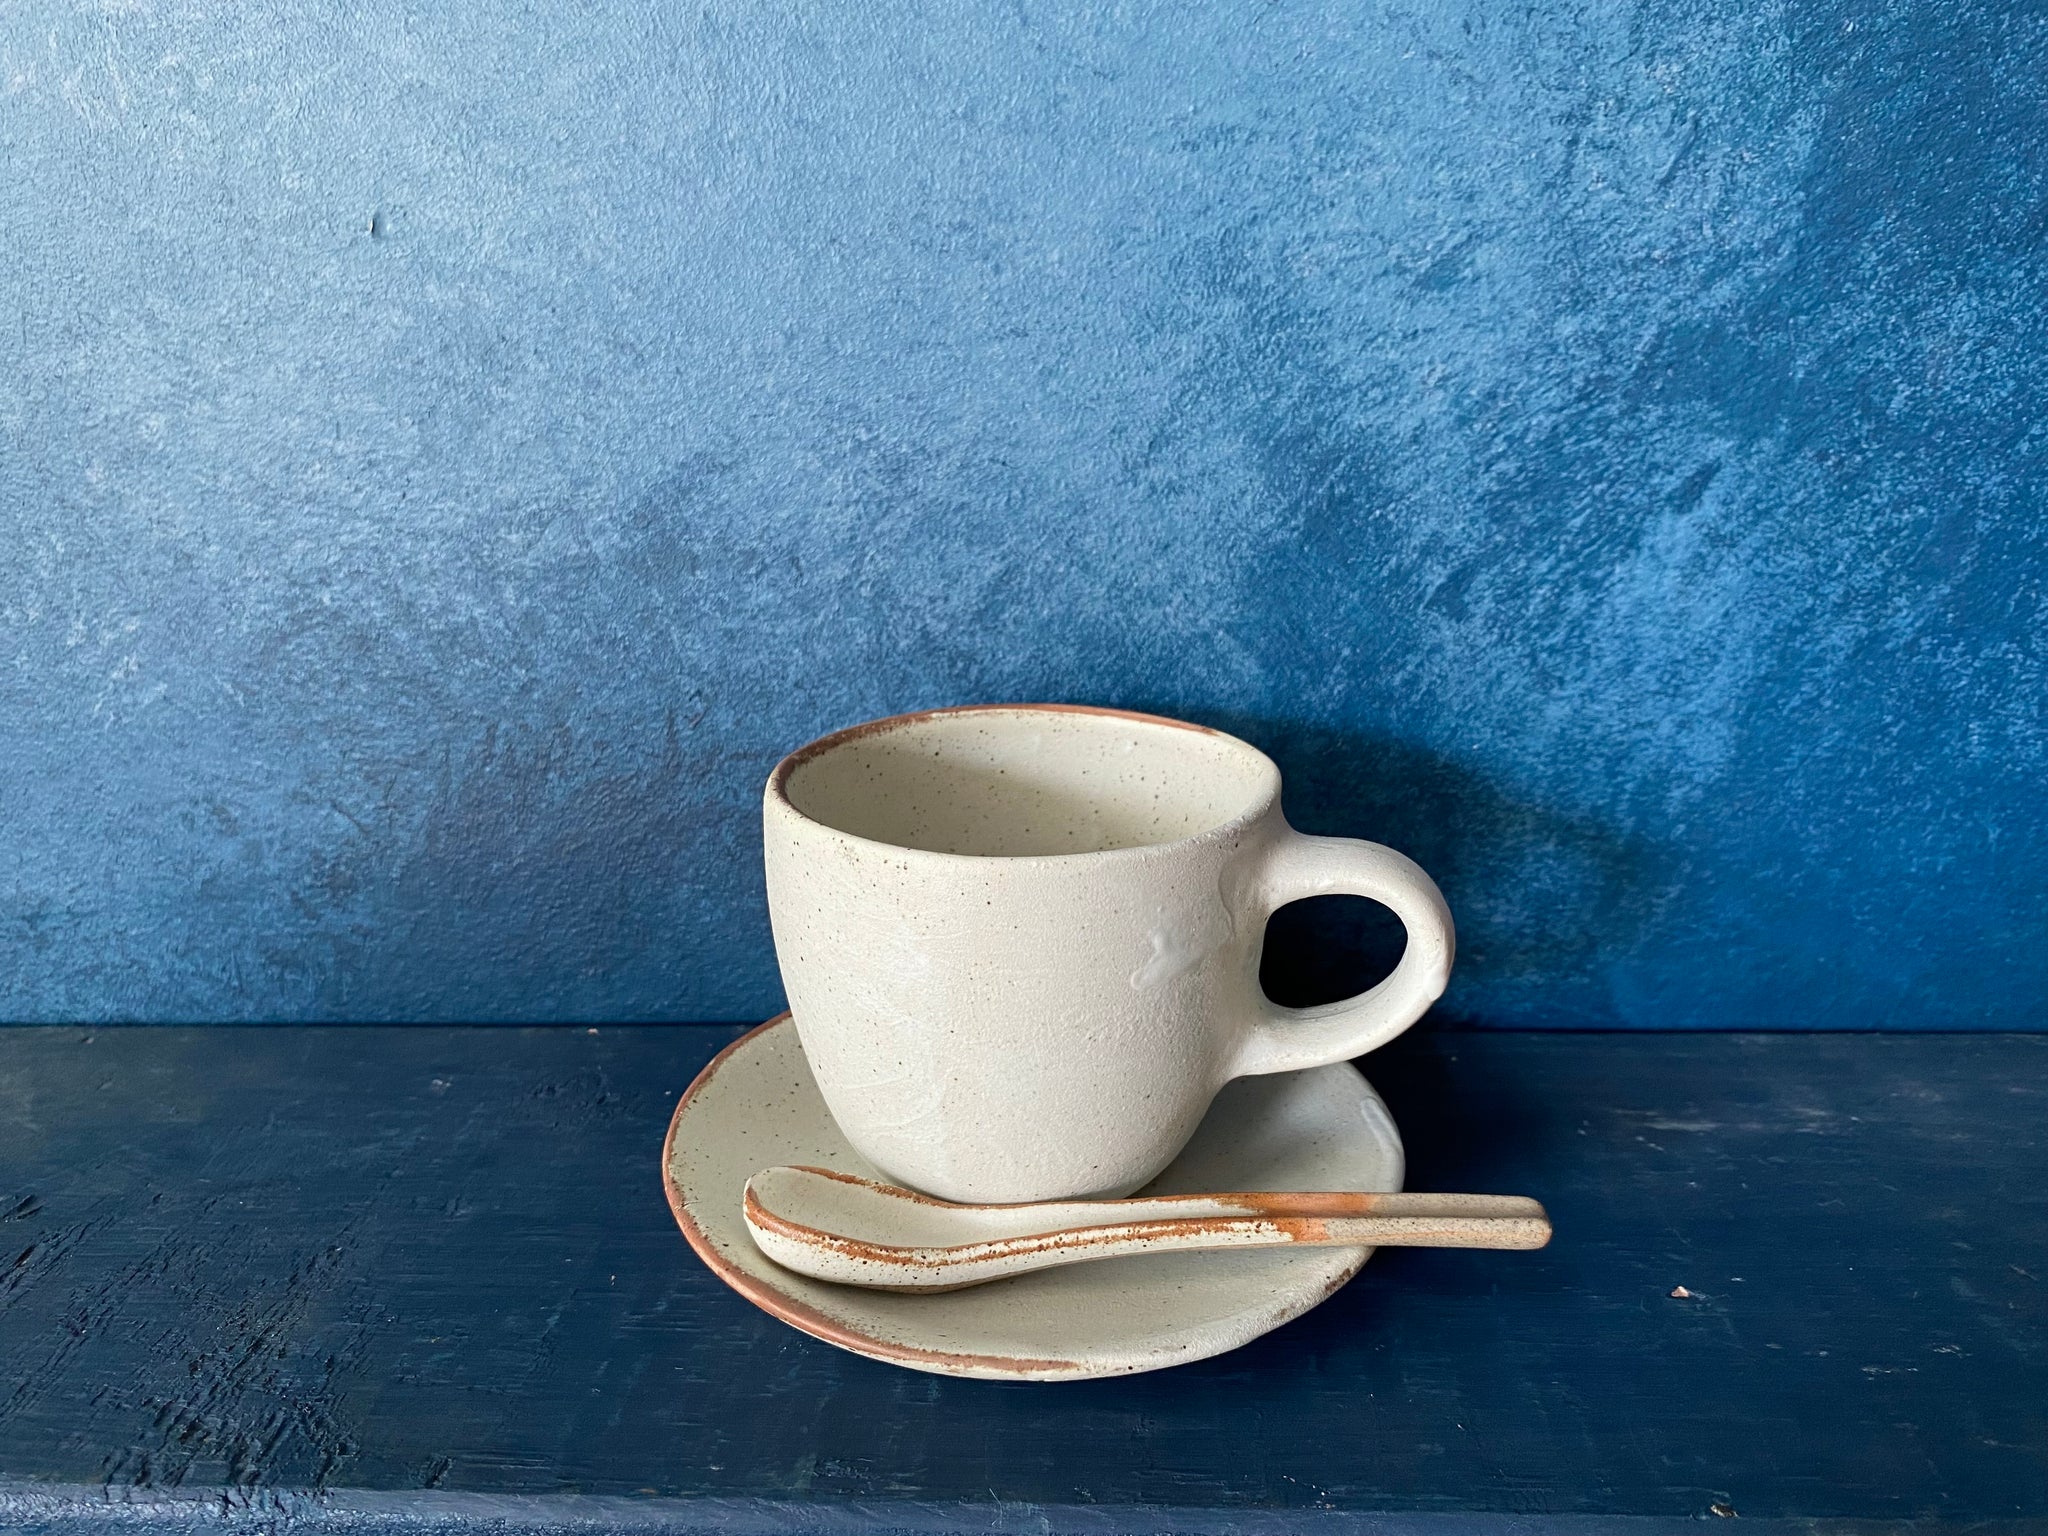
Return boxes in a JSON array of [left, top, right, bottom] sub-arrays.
[[1242, 1210, 1553, 1249], [1194, 1191, 1546, 1223]]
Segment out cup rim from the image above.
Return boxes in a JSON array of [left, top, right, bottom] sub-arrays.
[[765, 702, 1282, 863]]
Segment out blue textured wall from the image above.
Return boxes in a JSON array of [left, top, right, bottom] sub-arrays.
[[3, 1, 2043, 1026]]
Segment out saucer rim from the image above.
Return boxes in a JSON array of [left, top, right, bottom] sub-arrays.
[[662, 1013, 1393, 1380]]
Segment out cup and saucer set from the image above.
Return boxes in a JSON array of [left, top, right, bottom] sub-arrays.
[[663, 705, 1542, 1381]]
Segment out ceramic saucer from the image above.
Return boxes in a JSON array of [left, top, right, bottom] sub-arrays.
[[662, 1014, 1404, 1381]]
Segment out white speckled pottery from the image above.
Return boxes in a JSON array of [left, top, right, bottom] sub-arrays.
[[662, 1014, 1405, 1380], [764, 704, 1454, 1204]]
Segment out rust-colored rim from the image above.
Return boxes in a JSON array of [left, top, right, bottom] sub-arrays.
[[769, 703, 1224, 798], [660, 1014, 1083, 1377], [764, 703, 1274, 858]]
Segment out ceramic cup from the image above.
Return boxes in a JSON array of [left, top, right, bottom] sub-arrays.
[[763, 704, 1454, 1205]]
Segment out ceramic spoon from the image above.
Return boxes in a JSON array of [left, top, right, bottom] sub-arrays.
[[743, 1165, 1551, 1292]]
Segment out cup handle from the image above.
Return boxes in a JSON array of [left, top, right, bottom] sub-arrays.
[[1229, 830, 1456, 1079]]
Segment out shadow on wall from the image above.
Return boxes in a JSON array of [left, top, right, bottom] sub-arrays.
[[1196, 714, 1674, 1028], [282, 703, 1675, 1026], [295, 716, 772, 1023]]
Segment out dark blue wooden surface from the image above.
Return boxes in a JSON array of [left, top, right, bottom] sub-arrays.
[[0, 1025, 2042, 1534]]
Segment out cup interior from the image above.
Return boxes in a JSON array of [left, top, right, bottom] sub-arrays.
[[776, 707, 1278, 857]]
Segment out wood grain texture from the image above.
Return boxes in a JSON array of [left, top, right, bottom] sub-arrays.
[[0, 1026, 2042, 1533]]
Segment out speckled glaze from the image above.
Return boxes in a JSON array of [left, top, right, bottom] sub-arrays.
[[763, 704, 1452, 1204], [662, 1013, 1405, 1380]]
